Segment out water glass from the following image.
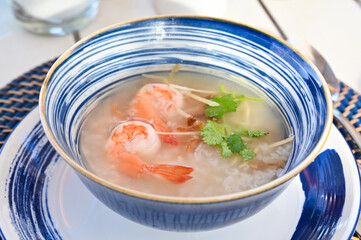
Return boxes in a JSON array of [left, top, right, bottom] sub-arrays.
[[8, 0, 99, 36]]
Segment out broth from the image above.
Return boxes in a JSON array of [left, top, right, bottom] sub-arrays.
[[79, 69, 293, 197]]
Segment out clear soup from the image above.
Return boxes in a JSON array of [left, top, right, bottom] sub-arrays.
[[80, 68, 293, 197]]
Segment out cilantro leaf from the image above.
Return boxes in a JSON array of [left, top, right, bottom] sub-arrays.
[[246, 129, 269, 137], [205, 95, 237, 119], [200, 121, 225, 145], [220, 142, 233, 158], [240, 146, 256, 161], [227, 134, 246, 153], [200, 84, 267, 161]]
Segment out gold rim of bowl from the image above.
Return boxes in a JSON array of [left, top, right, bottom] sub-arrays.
[[39, 15, 333, 204]]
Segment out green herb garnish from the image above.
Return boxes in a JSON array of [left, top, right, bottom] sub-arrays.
[[227, 134, 246, 152], [200, 120, 225, 145], [205, 85, 263, 119], [200, 84, 269, 161], [220, 142, 233, 158], [245, 129, 269, 137], [240, 146, 257, 161], [200, 121, 256, 161], [205, 95, 237, 119]]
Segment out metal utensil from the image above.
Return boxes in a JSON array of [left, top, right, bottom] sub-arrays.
[[287, 39, 361, 150]]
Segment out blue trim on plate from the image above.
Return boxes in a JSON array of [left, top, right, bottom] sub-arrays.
[[7, 122, 62, 240], [346, 148, 361, 240], [292, 149, 345, 240]]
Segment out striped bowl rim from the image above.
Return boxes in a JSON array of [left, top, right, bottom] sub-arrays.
[[39, 15, 333, 203]]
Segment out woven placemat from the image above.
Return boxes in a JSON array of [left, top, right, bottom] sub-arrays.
[[0, 60, 360, 239], [0, 59, 55, 145]]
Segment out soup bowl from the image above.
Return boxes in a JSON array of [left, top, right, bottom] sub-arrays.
[[39, 16, 332, 231]]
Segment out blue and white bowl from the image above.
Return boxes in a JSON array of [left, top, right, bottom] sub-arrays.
[[39, 16, 333, 231]]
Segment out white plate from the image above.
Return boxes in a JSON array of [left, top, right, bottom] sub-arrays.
[[0, 108, 360, 240]]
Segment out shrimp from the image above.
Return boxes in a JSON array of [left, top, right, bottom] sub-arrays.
[[106, 121, 193, 184], [128, 83, 183, 145]]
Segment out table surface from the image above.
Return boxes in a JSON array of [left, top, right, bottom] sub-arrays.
[[1, 0, 361, 238], [1, 0, 361, 92]]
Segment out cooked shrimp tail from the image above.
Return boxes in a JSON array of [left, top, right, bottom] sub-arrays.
[[146, 164, 193, 183], [113, 150, 193, 183]]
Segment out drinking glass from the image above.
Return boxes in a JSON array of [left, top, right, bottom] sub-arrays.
[[8, 0, 99, 36]]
